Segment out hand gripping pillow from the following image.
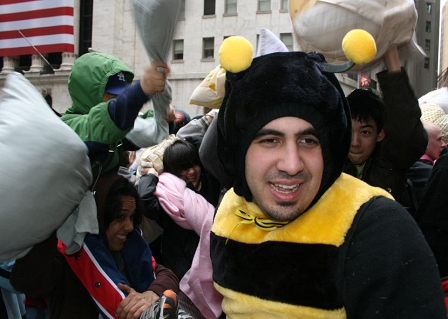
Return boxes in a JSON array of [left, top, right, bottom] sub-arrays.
[[290, 0, 420, 70], [135, 134, 181, 184], [0, 73, 92, 262]]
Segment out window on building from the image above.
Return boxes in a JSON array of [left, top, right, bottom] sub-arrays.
[[425, 39, 431, 51], [280, 33, 293, 52], [258, 0, 271, 12], [0, 57, 3, 73], [178, 0, 185, 20], [424, 57, 430, 69], [426, 2, 432, 14], [280, 0, 288, 11], [42, 52, 62, 73], [79, 0, 93, 56], [204, 0, 216, 15], [173, 40, 184, 60], [225, 0, 237, 14], [426, 21, 431, 33], [203, 37, 215, 59], [15, 54, 31, 73]]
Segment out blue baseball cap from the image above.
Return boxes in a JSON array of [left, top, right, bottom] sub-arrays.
[[105, 72, 129, 95]]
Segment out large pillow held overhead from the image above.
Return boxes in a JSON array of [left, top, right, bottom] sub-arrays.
[[290, 0, 422, 70], [0, 72, 92, 262]]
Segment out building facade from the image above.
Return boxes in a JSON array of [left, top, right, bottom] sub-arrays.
[[2, 1, 437, 114], [439, 1, 448, 86], [0, 0, 363, 116], [410, 0, 440, 97]]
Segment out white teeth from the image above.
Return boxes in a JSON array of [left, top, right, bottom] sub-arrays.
[[116, 235, 126, 240], [271, 183, 300, 193]]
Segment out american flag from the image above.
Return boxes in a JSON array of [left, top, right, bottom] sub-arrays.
[[0, 0, 75, 57]]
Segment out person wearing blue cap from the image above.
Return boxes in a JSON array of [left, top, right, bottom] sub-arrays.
[[62, 52, 173, 180], [104, 71, 130, 96]]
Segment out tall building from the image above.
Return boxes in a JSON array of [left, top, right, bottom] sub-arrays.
[[4, 1, 436, 113], [439, 1, 448, 86], [408, 0, 440, 97], [0, 0, 361, 116]]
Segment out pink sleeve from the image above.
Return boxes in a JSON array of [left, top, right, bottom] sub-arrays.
[[155, 173, 215, 235]]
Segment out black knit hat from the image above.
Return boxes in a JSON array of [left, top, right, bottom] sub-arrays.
[[217, 51, 352, 203]]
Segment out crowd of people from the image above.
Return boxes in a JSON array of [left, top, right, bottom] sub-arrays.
[[2, 29, 448, 319]]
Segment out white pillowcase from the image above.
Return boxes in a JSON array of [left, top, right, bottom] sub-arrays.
[[290, 0, 421, 70], [0, 72, 92, 262]]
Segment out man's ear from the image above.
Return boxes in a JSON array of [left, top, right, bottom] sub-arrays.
[[377, 129, 386, 142]]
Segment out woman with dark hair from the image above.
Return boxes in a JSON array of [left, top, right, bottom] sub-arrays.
[[11, 172, 182, 319], [138, 139, 224, 319], [163, 139, 220, 204]]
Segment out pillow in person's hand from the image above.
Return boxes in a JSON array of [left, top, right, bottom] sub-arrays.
[[0, 72, 92, 262]]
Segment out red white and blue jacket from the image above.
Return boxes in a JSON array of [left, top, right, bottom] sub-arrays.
[[58, 229, 155, 319]]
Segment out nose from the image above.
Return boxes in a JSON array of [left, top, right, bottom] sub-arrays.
[[277, 143, 304, 176], [351, 132, 361, 147], [182, 167, 194, 176], [123, 218, 134, 232]]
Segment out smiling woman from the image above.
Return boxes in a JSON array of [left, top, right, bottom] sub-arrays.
[[103, 180, 142, 252], [10, 172, 182, 319]]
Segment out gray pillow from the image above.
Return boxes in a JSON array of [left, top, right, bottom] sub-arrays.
[[0, 73, 92, 262]]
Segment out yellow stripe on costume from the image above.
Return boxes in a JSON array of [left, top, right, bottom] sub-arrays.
[[212, 173, 393, 246], [214, 283, 347, 319]]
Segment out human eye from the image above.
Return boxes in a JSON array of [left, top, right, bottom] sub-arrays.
[[299, 136, 320, 148], [257, 137, 281, 148], [260, 137, 279, 144], [361, 130, 372, 136], [253, 134, 281, 146]]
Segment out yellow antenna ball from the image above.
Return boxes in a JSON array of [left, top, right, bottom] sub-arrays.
[[342, 29, 377, 65], [219, 36, 254, 73]]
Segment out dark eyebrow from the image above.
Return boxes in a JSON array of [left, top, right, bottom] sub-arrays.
[[359, 124, 375, 130], [254, 127, 319, 139]]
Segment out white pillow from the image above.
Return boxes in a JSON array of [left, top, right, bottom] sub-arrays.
[[0, 73, 92, 262], [419, 88, 448, 114], [290, 0, 420, 70]]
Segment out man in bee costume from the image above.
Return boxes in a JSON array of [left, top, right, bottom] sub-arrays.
[[210, 33, 446, 318]]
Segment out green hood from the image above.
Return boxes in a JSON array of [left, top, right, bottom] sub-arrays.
[[65, 52, 134, 115]]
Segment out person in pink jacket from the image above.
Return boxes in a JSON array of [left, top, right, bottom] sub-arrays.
[[138, 139, 224, 319]]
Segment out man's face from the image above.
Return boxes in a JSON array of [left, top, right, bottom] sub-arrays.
[[106, 196, 135, 252], [426, 126, 446, 161], [348, 118, 385, 165], [245, 117, 323, 222]]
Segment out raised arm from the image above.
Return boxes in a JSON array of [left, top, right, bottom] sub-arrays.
[[154, 172, 216, 235], [376, 45, 427, 172]]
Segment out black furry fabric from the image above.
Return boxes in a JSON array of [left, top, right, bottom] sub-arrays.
[[211, 234, 341, 310]]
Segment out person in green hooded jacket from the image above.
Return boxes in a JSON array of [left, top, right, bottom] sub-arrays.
[[62, 52, 172, 179]]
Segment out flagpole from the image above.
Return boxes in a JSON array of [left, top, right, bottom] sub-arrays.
[[17, 29, 54, 72]]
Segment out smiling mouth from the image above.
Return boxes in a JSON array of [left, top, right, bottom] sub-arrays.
[[270, 183, 300, 193], [116, 234, 127, 241]]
